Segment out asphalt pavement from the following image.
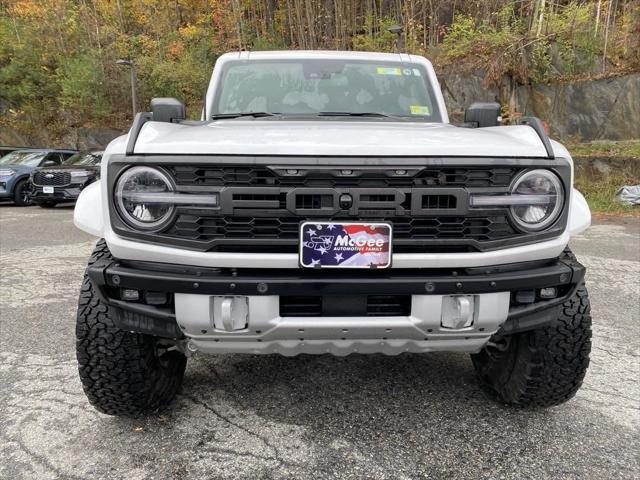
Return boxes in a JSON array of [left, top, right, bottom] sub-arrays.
[[0, 204, 638, 479]]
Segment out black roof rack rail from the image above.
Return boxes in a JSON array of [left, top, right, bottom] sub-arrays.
[[125, 112, 153, 155], [517, 116, 554, 159]]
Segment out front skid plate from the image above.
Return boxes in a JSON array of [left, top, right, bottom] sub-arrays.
[[188, 338, 490, 356], [175, 293, 510, 355]]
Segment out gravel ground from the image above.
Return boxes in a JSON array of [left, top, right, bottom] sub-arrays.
[[0, 204, 638, 479]]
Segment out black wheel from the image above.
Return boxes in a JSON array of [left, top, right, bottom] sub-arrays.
[[39, 201, 57, 208], [76, 240, 187, 416], [13, 179, 32, 206], [471, 285, 591, 407]]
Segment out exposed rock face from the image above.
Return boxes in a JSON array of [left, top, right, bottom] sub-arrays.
[[439, 70, 500, 122], [0, 125, 123, 151], [60, 127, 124, 151], [441, 72, 640, 142], [0, 127, 29, 147], [517, 74, 640, 141]]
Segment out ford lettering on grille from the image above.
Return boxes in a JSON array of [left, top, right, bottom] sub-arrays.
[[218, 187, 467, 217]]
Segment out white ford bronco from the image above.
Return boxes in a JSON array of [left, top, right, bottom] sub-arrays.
[[74, 51, 592, 416]]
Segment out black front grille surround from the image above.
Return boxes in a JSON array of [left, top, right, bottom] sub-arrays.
[[107, 155, 572, 253], [33, 171, 72, 187]]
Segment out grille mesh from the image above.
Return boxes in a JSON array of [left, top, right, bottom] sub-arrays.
[[33, 171, 71, 186], [166, 214, 516, 247]]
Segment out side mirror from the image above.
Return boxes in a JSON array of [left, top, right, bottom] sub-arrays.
[[42, 160, 57, 167], [464, 102, 501, 128], [150, 97, 186, 123]]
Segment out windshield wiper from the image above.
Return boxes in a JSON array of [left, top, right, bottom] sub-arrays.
[[318, 111, 395, 118], [211, 112, 280, 119]]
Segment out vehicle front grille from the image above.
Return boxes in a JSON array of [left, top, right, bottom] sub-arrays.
[[33, 171, 71, 186], [112, 162, 550, 253]]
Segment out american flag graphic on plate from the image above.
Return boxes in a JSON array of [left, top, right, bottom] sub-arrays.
[[300, 222, 392, 269]]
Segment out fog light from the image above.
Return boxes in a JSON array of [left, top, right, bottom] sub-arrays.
[[121, 288, 140, 301], [441, 295, 475, 330], [539, 287, 558, 299], [145, 291, 168, 305], [515, 290, 536, 304]]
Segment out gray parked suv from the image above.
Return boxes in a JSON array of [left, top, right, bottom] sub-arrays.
[[0, 148, 77, 205]]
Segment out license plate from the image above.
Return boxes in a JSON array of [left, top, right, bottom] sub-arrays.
[[300, 222, 392, 269], [43, 186, 54, 194]]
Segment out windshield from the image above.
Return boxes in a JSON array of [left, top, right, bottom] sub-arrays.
[[212, 59, 442, 121], [64, 152, 102, 166], [0, 151, 46, 167]]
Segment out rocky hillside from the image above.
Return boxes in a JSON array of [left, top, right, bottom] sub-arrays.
[[442, 72, 640, 142]]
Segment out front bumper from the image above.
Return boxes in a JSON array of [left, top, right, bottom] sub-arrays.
[[87, 250, 585, 355], [30, 185, 82, 202]]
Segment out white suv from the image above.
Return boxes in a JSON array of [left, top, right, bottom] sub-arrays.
[[74, 51, 592, 416]]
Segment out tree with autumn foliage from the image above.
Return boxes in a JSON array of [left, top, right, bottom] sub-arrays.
[[1, 0, 638, 144]]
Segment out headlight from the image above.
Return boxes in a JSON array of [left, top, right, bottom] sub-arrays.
[[70, 170, 89, 178], [115, 166, 175, 230], [509, 169, 564, 231], [0, 169, 15, 177]]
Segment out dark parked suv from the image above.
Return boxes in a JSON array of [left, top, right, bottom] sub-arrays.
[[30, 150, 103, 207], [0, 148, 77, 205]]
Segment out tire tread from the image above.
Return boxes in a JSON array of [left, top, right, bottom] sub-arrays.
[[76, 240, 186, 416], [472, 284, 592, 407]]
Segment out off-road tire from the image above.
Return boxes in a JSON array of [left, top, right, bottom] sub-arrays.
[[13, 179, 32, 206], [471, 285, 591, 407], [76, 239, 187, 416]]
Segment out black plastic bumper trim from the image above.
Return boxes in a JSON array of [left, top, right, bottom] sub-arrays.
[[87, 250, 585, 335], [89, 260, 580, 298]]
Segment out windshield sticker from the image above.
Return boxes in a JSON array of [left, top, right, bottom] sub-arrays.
[[412, 68, 421, 76], [410, 105, 431, 115], [376, 67, 402, 75]]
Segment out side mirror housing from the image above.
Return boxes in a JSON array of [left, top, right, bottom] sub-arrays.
[[464, 102, 501, 128], [150, 97, 186, 123]]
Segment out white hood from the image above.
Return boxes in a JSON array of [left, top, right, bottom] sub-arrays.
[[131, 120, 552, 157]]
